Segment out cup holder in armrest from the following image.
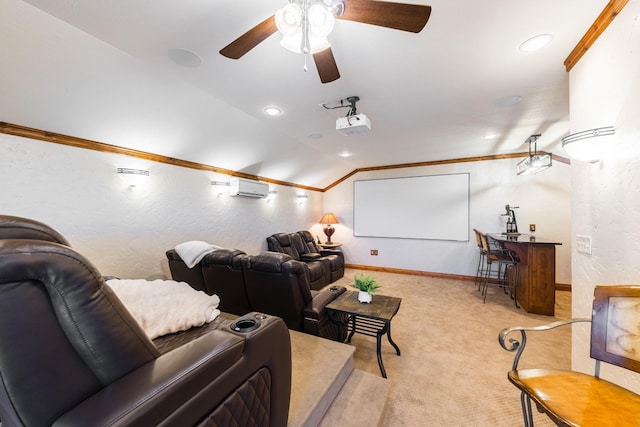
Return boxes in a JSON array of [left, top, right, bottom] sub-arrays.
[[230, 318, 261, 333]]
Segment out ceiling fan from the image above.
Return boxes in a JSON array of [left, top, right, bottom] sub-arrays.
[[219, 0, 432, 83]]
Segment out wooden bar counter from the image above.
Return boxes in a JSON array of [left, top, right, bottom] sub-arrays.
[[488, 233, 562, 316]]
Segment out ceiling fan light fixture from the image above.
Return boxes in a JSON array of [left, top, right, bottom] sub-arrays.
[[308, 4, 335, 38], [276, 1, 335, 54], [275, 4, 303, 37]]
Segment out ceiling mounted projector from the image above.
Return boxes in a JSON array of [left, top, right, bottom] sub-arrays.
[[336, 114, 371, 135], [322, 95, 371, 136]]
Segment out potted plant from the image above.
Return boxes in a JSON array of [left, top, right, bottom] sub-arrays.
[[352, 273, 380, 303]]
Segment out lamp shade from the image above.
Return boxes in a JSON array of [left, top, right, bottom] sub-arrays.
[[319, 212, 339, 225]]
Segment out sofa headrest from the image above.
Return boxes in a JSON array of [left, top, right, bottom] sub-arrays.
[[202, 248, 247, 267], [246, 251, 295, 272], [0, 215, 70, 246]]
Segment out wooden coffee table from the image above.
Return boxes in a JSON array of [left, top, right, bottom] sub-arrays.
[[326, 291, 401, 378]]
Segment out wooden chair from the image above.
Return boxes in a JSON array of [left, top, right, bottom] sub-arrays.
[[499, 285, 640, 426]]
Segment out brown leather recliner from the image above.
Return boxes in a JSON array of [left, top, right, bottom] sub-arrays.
[[266, 233, 329, 290], [241, 251, 346, 342], [166, 248, 208, 293], [201, 249, 252, 316], [296, 230, 345, 282], [166, 248, 252, 316], [0, 223, 292, 427]]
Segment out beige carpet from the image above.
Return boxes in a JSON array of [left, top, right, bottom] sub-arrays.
[[329, 269, 572, 426]]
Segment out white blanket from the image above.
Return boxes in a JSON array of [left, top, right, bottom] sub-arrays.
[[175, 240, 222, 268], [106, 278, 220, 339]]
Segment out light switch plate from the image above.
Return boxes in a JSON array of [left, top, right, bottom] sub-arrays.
[[576, 235, 592, 255]]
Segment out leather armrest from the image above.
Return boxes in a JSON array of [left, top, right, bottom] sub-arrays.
[[303, 286, 346, 320], [56, 314, 291, 427], [319, 249, 344, 259], [54, 329, 245, 426]]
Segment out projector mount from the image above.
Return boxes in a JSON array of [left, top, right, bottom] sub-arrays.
[[321, 96, 361, 117]]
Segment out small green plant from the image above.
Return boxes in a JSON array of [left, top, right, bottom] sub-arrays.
[[351, 273, 381, 295]]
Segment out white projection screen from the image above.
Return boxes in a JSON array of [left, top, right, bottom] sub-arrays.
[[353, 173, 470, 241]]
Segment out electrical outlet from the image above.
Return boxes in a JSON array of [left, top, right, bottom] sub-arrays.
[[576, 235, 592, 255], [370, 249, 378, 256]]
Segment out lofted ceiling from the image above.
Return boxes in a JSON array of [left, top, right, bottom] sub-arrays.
[[0, 0, 609, 188]]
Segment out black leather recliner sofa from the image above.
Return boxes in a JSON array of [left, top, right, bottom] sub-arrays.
[[0, 216, 292, 427], [167, 249, 346, 341]]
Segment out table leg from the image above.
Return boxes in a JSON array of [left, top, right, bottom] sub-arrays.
[[387, 320, 401, 356], [376, 327, 387, 379], [347, 314, 356, 343]]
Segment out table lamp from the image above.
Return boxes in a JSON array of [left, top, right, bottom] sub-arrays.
[[319, 212, 339, 244]]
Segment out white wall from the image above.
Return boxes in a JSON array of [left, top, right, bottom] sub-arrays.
[[569, 0, 640, 393], [0, 133, 322, 280], [323, 157, 572, 283]]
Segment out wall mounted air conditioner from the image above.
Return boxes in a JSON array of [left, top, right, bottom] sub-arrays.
[[229, 178, 269, 198]]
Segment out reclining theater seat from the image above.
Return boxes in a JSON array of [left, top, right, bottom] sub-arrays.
[[166, 248, 208, 293], [241, 251, 346, 341], [266, 233, 328, 290], [201, 248, 252, 316], [296, 230, 345, 282], [167, 248, 252, 316], [0, 239, 292, 427]]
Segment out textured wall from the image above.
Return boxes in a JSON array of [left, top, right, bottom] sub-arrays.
[[323, 157, 572, 282], [0, 134, 323, 279], [569, 0, 640, 393]]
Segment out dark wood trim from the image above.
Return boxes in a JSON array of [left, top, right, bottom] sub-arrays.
[[325, 152, 571, 191], [346, 263, 572, 292], [564, 0, 629, 72], [556, 283, 572, 292], [0, 122, 322, 193], [1, 122, 573, 193]]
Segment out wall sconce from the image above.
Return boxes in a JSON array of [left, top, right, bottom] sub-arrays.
[[116, 168, 149, 187], [266, 190, 278, 202], [561, 126, 615, 163], [296, 194, 308, 205], [319, 212, 339, 244], [211, 180, 230, 196], [516, 134, 552, 175]]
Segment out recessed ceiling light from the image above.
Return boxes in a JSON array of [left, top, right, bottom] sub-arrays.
[[495, 95, 523, 107], [263, 106, 282, 116], [484, 134, 498, 140], [338, 151, 353, 157], [167, 48, 203, 68], [519, 34, 553, 52]]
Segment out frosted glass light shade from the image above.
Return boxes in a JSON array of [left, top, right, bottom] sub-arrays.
[[562, 126, 615, 163]]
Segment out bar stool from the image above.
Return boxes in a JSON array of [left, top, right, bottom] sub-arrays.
[[479, 232, 519, 307], [473, 229, 487, 291]]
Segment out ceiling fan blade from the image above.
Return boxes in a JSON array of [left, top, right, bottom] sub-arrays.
[[338, 0, 432, 33], [220, 16, 278, 59], [313, 48, 341, 83]]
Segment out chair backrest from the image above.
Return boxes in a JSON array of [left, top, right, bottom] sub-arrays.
[[0, 215, 70, 245], [166, 248, 208, 293], [241, 252, 312, 331], [472, 228, 484, 251], [591, 285, 640, 373], [0, 240, 158, 427], [201, 249, 251, 316], [297, 230, 322, 254], [266, 233, 301, 260]]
